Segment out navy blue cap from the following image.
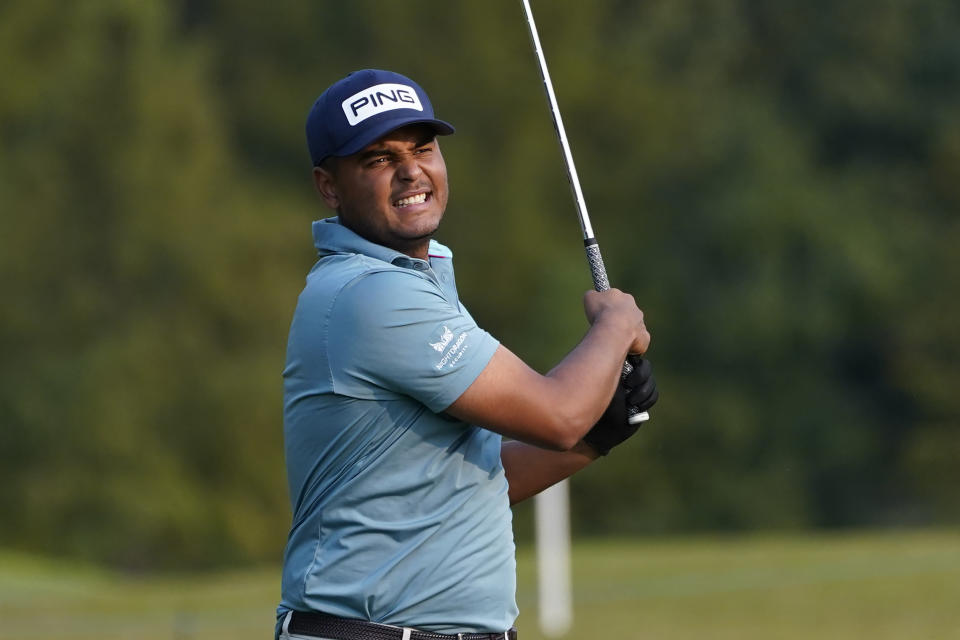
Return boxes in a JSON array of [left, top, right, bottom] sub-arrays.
[[306, 69, 455, 166]]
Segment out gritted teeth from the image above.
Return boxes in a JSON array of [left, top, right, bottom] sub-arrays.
[[394, 193, 428, 208]]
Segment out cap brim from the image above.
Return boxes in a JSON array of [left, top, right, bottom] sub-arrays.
[[332, 116, 455, 159]]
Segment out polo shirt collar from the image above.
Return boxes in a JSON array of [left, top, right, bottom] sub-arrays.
[[313, 217, 416, 266]]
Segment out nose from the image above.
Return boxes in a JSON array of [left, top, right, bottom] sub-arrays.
[[395, 153, 423, 181]]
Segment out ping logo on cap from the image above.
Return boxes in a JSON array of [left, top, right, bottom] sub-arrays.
[[342, 83, 423, 126]]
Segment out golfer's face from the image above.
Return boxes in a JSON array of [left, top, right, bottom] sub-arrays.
[[333, 124, 449, 258]]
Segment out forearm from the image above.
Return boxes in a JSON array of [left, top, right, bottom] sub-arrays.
[[542, 314, 634, 429], [448, 319, 633, 450], [501, 439, 599, 505], [447, 289, 649, 451]]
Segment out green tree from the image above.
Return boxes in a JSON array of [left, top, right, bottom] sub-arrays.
[[2, 0, 957, 569], [0, 0, 303, 567]]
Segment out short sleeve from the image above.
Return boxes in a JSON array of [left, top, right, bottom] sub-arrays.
[[327, 269, 499, 413]]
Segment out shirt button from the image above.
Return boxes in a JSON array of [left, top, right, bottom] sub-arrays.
[[441, 273, 449, 282]]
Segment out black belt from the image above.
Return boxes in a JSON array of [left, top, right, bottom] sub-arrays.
[[288, 611, 517, 640]]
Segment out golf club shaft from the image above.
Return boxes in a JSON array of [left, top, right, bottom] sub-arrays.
[[520, 0, 649, 424]]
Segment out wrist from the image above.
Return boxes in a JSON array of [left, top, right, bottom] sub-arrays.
[[591, 311, 637, 351], [573, 439, 603, 460]]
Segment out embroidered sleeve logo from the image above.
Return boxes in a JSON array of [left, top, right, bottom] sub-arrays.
[[429, 326, 454, 353]]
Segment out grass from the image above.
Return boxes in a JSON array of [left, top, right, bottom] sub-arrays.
[[2, 529, 958, 639], [515, 529, 960, 639]]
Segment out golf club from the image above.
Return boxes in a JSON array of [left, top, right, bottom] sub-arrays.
[[520, 0, 650, 424]]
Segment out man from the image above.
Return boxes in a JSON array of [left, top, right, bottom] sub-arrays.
[[277, 69, 658, 640]]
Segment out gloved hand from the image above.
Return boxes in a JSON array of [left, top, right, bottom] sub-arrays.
[[582, 355, 659, 456]]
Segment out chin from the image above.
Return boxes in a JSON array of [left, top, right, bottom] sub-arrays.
[[402, 216, 441, 238]]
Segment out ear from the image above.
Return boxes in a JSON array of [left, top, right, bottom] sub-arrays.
[[312, 166, 340, 210]]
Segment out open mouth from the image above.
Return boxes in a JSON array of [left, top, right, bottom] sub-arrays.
[[393, 192, 429, 208]]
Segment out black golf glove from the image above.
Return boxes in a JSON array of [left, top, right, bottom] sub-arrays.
[[582, 355, 659, 456]]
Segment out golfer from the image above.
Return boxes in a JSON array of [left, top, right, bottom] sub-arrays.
[[277, 69, 658, 640]]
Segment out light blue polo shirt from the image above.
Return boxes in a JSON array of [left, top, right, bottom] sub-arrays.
[[278, 218, 517, 634]]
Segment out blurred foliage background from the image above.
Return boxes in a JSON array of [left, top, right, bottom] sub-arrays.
[[1, 0, 958, 571]]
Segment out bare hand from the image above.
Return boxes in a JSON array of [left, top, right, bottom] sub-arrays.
[[583, 289, 650, 355]]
